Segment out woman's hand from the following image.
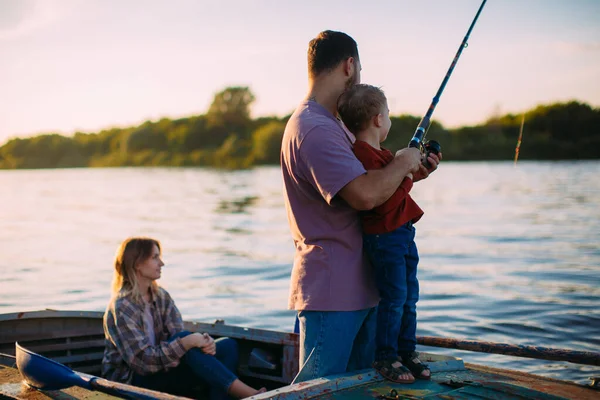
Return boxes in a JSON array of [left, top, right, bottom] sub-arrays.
[[180, 332, 210, 351], [200, 333, 216, 355], [179, 332, 216, 355]]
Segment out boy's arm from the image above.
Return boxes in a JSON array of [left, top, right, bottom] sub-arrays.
[[376, 174, 413, 214], [339, 147, 421, 211]]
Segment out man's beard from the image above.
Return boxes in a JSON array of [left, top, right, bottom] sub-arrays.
[[344, 70, 359, 90]]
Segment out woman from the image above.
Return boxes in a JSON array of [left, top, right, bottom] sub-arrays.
[[102, 237, 265, 399]]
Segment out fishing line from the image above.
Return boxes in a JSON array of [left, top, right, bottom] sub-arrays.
[[514, 113, 525, 165], [291, 345, 316, 385]]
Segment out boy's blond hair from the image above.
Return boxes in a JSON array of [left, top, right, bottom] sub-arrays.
[[337, 84, 387, 134]]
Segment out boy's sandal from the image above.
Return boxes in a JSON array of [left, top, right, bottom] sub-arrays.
[[400, 351, 431, 380], [373, 359, 416, 384]]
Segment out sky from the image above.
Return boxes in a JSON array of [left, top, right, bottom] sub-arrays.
[[1, 0, 599, 145]]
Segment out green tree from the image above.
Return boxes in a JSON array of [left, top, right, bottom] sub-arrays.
[[126, 120, 169, 152], [1, 94, 598, 169], [214, 134, 252, 168], [249, 121, 285, 165], [206, 86, 256, 141], [177, 115, 221, 150], [208, 86, 255, 124], [385, 115, 448, 152], [7, 134, 86, 168]]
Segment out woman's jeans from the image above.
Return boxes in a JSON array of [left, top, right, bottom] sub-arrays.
[[363, 222, 420, 361], [132, 331, 238, 400]]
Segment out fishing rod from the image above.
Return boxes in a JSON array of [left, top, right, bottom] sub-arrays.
[[514, 113, 525, 165], [409, 0, 488, 164]]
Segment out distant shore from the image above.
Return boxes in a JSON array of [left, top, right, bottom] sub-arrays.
[[1, 87, 598, 169]]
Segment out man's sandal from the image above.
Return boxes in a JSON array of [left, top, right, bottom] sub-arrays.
[[399, 351, 431, 380], [373, 358, 416, 384]]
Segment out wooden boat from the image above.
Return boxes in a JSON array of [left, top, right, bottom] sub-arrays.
[[0, 310, 598, 399]]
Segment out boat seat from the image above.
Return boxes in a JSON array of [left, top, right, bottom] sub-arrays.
[[1, 328, 105, 375], [248, 347, 278, 371]]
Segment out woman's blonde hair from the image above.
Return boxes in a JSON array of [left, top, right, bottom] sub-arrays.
[[112, 237, 161, 303]]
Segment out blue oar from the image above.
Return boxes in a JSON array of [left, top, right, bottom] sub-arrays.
[[16, 342, 189, 399]]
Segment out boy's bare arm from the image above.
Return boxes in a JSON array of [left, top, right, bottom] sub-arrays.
[[339, 147, 422, 211]]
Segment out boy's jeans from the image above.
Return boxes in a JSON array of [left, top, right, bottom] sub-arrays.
[[363, 222, 420, 361], [294, 307, 377, 382]]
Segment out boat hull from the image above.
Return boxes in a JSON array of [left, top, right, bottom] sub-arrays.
[[1, 310, 597, 399]]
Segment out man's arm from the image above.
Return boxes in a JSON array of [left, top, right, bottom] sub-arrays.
[[338, 147, 421, 211]]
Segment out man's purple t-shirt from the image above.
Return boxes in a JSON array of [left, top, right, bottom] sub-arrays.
[[280, 100, 380, 311]]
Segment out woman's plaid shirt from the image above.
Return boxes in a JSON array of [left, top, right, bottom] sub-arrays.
[[101, 287, 187, 383]]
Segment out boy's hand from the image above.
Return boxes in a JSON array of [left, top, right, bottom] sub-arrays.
[[413, 152, 442, 182]]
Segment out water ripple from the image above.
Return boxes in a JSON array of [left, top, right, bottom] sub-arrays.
[[0, 162, 598, 385]]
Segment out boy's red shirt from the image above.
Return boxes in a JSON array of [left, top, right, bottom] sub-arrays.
[[353, 140, 424, 235]]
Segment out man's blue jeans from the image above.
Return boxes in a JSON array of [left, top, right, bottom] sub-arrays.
[[294, 307, 377, 382], [132, 331, 238, 400], [363, 222, 420, 361]]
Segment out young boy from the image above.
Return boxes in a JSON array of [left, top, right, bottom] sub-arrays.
[[337, 84, 432, 384]]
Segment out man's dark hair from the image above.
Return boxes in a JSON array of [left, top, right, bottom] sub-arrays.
[[308, 30, 359, 78]]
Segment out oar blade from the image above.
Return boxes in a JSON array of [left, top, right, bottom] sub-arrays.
[[15, 342, 91, 391]]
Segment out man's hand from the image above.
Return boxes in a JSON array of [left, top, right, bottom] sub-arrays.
[[413, 152, 442, 182], [395, 147, 422, 173]]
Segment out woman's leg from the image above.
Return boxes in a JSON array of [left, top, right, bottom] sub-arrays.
[[130, 333, 199, 396], [181, 336, 263, 399], [131, 365, 196, 395], [214, 337, 239, 374], [131, 371, 171, 392]]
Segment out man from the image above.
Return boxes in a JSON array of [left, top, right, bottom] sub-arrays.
[[280, 30, 440, 382]]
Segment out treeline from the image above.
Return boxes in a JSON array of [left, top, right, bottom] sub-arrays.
[[0, 86, 598, 169]]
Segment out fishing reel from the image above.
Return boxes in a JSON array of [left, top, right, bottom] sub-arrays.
[[408, 117, 441, 169], [423, 139, 441, 169]]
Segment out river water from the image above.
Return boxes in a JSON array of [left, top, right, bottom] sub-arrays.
[[1, 162, 598, 384]]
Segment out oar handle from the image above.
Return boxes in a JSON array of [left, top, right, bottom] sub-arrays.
[[417, 336, 600, 366]]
